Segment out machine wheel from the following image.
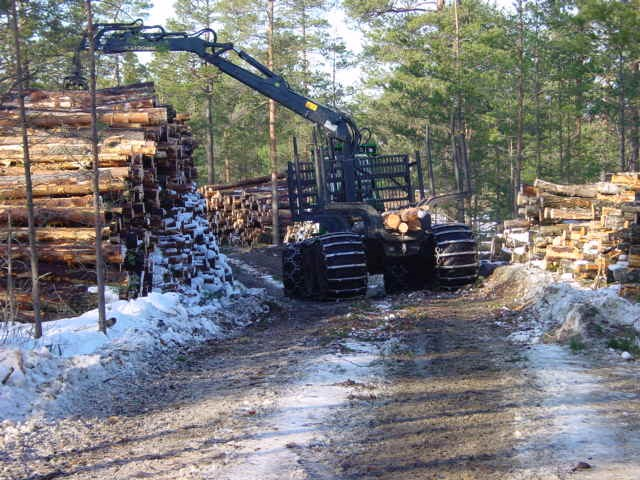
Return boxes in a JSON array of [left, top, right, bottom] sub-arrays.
[[432, 223, 479, 289], [383, 257, 423, 294], [304, 232, 368, 300], [282, 243, 305, 298]]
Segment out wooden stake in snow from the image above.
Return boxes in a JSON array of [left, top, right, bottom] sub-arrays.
[[267, 0, 280, 246], [6, 212, 15, 323], [9, 0, 42, 338], [85, 0, 107, 334]]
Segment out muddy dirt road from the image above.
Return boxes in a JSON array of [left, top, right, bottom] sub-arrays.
[[2, 247, 639, 479]]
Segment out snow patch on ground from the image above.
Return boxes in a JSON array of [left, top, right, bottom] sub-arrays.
[[488, 265, 640, 344], [0, 285, 267, 422], [227, 257, 283, 289], [0, 286, 267, 423]]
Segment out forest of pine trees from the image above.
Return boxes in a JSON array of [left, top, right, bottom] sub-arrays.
[[1, 0, 639, 222]]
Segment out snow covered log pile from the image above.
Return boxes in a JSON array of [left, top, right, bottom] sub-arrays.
[[503, 173, 640, 294], [199, 174, 291, 246], [0, 82, 231, 322]]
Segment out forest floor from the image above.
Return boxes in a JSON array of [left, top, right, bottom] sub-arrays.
[[2, 246, 640, 480]]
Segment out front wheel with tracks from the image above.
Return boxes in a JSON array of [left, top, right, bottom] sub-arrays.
[[282, 242, 305, 298], [304, 232, 368, 300], [432, 223, 479, 289]]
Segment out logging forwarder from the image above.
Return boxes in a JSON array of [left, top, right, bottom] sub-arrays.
[[65, 20, 479, 299]]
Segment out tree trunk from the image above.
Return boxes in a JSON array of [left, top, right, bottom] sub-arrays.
[[630, 61, 639, 172], [267, 0, 280, 245], [515, 0, 524, 212], [206, 79, 216, 184], [618, 52, 627, 171], [85, 0, 106, 333], [6, 212, 15, 322], [425, 123, 436, 196], [533, 23, 542, 178], [9, 0, 41, 338]]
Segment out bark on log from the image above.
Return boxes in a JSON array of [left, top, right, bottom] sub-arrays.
[[0, 227, 108, 242], [201, 173, 286, 192], [0, 194, 95, 207], [534, 179, 599, 198], [0, 207, 103, 227], [0, 243, 123, 265], [503, 218, 530, 229], [545, 245, 582, 260], [0, 170, 127, 199], [539, 192, 593, 209], [543, 207, 593, 221], [0, 108, 168, 128]]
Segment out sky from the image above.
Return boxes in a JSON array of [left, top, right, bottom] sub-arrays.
[[145, 0, 514, 86]]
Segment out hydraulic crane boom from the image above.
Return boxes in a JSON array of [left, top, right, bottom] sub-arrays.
[[66, 20, 361, 162]]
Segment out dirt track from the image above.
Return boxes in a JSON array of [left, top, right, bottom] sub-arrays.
[[1, 246, 639, 480]]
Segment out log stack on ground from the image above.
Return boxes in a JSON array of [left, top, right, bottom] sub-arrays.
[[502, 173, 640, 296], [0, 82, 230, 322], [199, 174, 290, 246]]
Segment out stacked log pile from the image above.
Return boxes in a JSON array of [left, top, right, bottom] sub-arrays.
[[199, 174, 290, 246], [503, 174, 640, 293], [0, 83, 230, 322]]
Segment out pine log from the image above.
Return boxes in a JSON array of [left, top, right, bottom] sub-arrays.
[[503, 219, 530, 229], [201, 173, 287, 192], [0, 108, 168, 128], [534, 179, 599, 198], [518, 205, 540, 218], [0, 137, 155, 157], [539, 192, 593, 209], [537, 224, 570, 235], [0, 291, 66, 313], [0, 227, 108, 243], [0, 195, 95, 208], [383, 212, 401, 230], [2, 86, 156, 109], [620, 202, 640, 214], [543, 207, 593, 221], [545, 246, 582, 261], [597, 182, 627, 195], [0, 244, 123, 265], [0, 170, 127, 199], [611, 173, 640, 189], [0, 263, 127, 284], [0, 207, 104, 227]]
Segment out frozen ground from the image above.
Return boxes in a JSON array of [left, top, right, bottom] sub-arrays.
[[0, 280, 268, 423], [1, 253, 639, 479]]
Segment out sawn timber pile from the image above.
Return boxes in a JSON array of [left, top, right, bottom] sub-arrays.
[[502, 173, 640, 298], [199, 174, 290, 246], [0, 82, 231, 322]]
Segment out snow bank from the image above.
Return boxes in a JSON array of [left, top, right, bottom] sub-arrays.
[[0, 187, 270, 423], [0, 285, 267, 422], [489, 265, 640, 344]]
